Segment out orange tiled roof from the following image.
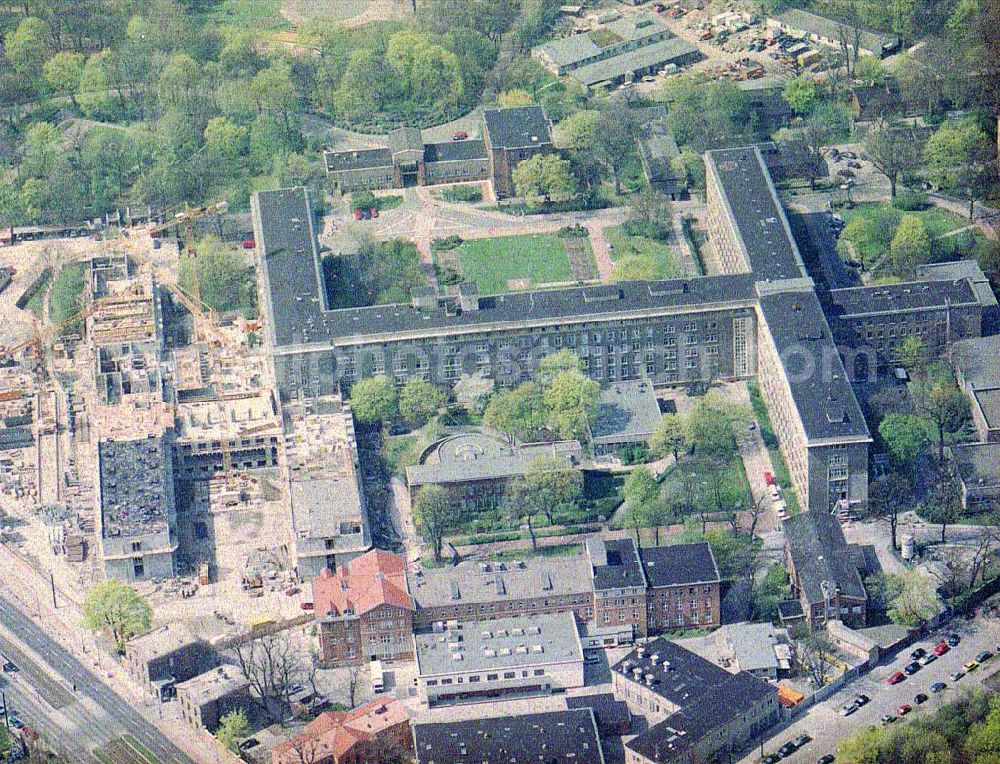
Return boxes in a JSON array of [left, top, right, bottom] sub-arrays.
[[312, 549, 413, 618]]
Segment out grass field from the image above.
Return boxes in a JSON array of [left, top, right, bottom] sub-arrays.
[[455, 233, 593, 294], [840, 203, 970, 264], [190, 0, 291, 31], [606, 224, 688, 279], [748, 380, 801, 515], [285, 0, 372, 22]]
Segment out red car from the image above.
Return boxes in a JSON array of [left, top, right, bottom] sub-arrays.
[[241, 239, 256, 249], [353, 208, 364, 220], [934, 642, 950, 656], [764, 471, 775, 485], [896, 704, 912, 716], [370, 207, 379, 218], [887, 671, 906, 685], [452, 131, 468, 141]]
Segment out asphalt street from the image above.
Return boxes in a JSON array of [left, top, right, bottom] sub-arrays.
[[0, 593, 194, 764], [741, 615, 1000, 763]]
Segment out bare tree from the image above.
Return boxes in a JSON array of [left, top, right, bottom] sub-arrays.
[[288, 738, 322, 764], [231, 632, 309, 723], [345, 663, 365, 708], [865, 119, 918, 198], [794, 626, 836, 688], [966, 511, 1000, 591]]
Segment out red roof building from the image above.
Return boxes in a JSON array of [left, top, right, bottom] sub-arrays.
[[312, 550, 415, 666], [271, 697, 411, 764]]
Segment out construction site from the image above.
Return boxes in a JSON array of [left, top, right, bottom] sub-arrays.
[[0, 204, 372, 639]]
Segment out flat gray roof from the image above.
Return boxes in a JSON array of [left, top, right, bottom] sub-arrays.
[[722, 622, 781, 672], [569, 37, 699, 87], [952, 335, 1000, 391], [952, 443, 1000, 490], [175, 664, 248, 705], [409, 555, 592, 609], [772, 8, 898, 54], [415, 612, 582, 676], [589, 380, 662, 445]]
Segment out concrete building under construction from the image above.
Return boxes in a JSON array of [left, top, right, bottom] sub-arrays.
[[284, 394, 370, 579]]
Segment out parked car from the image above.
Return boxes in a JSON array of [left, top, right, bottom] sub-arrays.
[[238, 739, 260, 752], [919, 653, 938, 666], [7, 712, 23, 730], [836, 168, 855, 178], [887, 671, 906, 685], [975, 651, 993, 663], [778, 742, 797, 757], [910, 647, 927, 661], [451, 131, 468, 141], [761, 755, 781, 764], [764, 471, 775, 485], [370, 207, 379, 218], [652, 2, 666, 10], [904, 661, 921, 675], [947, 633, 961, 646], [897, 704, 913, 716], [964, 659, 980, 672], [914, 693, 929, 704], [840, 151, 856, 160], [847, 160, 862, 169], [934, 642, 950, 656], [854, 694, 871, 706], [880, 714, 896, 725], [353, 208, 364, 220], [930, 682, 947, 693], [699, 31, 713, 40], [818, 756, 836, 764], [950, 670, 965, 681], [2, 660, 17, 672], [793, 734, 812, 748], [840, 703, 857, 716]]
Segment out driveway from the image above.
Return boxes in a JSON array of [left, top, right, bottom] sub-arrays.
[[739, 615, 1000, 763]]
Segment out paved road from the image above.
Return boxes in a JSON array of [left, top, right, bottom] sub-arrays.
[[741, 615, 1000, 763], [0, 593, 194, 764]]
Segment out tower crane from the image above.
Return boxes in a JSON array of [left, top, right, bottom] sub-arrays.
[[147, 200, 229, 307]]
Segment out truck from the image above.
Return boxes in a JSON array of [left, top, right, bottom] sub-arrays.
[[370, 659, 385, 694]]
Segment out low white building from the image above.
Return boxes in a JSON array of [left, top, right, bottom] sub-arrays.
[[414, 612, 584, 707]]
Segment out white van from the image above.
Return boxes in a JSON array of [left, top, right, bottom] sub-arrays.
[[370, 659, 385, 694]]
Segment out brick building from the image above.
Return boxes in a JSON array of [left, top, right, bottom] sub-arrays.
[[313, 550, 414, 666], [639, 542, 722, 633]]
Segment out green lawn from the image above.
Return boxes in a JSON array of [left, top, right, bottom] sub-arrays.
[[286, 0, 372, 22], [658, 452, 752, 520], [190, 0, 290, 31], [839, 203, 970, 267], [488, 543, 582, 562], [48, 262, 86, 328], [748, 380, 802, 515], [455, 233, 588, 294], [606, 224, 687, 279]]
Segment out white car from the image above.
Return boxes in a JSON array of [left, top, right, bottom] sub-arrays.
[[769, 485, 782, 502]]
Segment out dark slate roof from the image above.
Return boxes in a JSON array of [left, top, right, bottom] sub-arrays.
[[412, 709, 604, 764], [388, 126, 424, 156], [827, 279, 979, 318], [566, 692, 631, 730], [778, 599, 804, 619], [783, 511, 867, 604], [611, 637, 733, 708], [627, 671, 776, 762], [323, 147, 393, 172], [423, 139, 489, 163], [251, 187, 327, 350], [639, 542, 721, 588], [483, 106, 552, 150], [757, 288, 870, 442], [590, 537, 645, 592], [705, 147, 807, 282]]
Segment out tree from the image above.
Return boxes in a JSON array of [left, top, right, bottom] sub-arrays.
[[83, 581, 152, 652], [512, 153, 575, 206], [537, 349, 584, 386], [795, 627, 836, 687], [231, 632, 309, 723], [77, 50, 114, 118], [156, 53, 201, 114], [542, 369, 600, 440], [630, 186, 672, 226], [890, 214, 931, 275], [686, 391, 747, 459], [349, 375, 399, 425], [178, 236, 256, 316], [251, 61, 299, 133], [912, 371, 969, 461], [879, 569, 941, 626], [782, 76, 817, 114], [593, 103, 639, 194], [864, 120, 918, 198], [413, 485, 453, 562], [778, 103, 847, 190], [5, 17, 50, 79], [204, 117, 247, 160], [44, 51, 84, 107], [753, 564, 790, 621], [398, 378, 446, 428], [923, 119, 998, 220], [483, 383, 544, 442], [498, 88, 534, 107], [524, 455, 583, 524], [215, 709, 251, 753], [878, 413, 928, 474], [967, 697, 1000, 758], [661, 75, 751, 151], [623, 467, 662, 547], [854, 56, 888, 86], [867, 471, 912, 551], [924, 463, 961, 544], [650, 413, 688, 463], [898, 335, 930, 375]]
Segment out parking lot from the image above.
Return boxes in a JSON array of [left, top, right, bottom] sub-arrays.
[[740, 615, 1000, 763]]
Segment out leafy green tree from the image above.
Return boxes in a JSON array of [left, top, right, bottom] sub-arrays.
[[78, 50, 114, 118], [512, 153, 576, 206], [348, 375, 399, 425], [542, 369, 599, 440], [753, 564, 790, 621], [249, 113, 293, 174], [44, 51, 85, 107], [686, 392, 747, 459], [890, 214, 931, 275], [593, 103, 639, 194], [5, 17, 50, 79], [923, 119, 997, 220], [215, 709, 251, 753], [387, 29, 464, 108], [83, 581, 153, 652], [854, 56, 889, 86], [650, 413, 688, 462], [414, 485, 453, 562], [156, 53, 201, 114], [524, 455, 583, 525], [178, 236, 255, 316], [398, 378, 447, 428], [880, 568, 941, 626], [670, 148, 706, 190], [661, 74, 751, 151], [912, 370, 969, 461], [623, 466, 662, 546], [537, 349, 583, 385], [251, 61, 299, 133], [878, 413, 928, 473], [203, 117, 248, 160], [923, 463, 961, 543], [483, 383, 544, 442], [498, 88, 534, 107], [23, 122, 61, 177], [554, 109, 601, 187], [898, 335, 930, 375], [611, 253, 658, 282], [967, 698, 1000, 758], [783, 76, 818, 114]]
